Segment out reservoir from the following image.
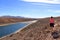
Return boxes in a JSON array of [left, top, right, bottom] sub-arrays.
[[0, 22, 29, 38]]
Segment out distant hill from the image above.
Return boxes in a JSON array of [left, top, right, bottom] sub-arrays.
[[0, 16, 37, 24]]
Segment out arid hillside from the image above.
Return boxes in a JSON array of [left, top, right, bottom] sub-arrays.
[[1, 16, 60, 40], [0, 16, 36, 24]]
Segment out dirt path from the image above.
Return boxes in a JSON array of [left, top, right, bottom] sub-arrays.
[[42, 22, 60, 40]]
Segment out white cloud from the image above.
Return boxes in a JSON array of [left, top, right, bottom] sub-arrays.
[[55, 10, 60, 13], [22, 0, 60, 4], [30, 2, 47, 5], [47, 9, 60, 13]]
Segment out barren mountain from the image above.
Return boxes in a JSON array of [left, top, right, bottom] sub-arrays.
[[0, 16, 36, 24]]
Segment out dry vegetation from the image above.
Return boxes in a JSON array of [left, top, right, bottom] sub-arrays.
[[1, 17, 60, 40]]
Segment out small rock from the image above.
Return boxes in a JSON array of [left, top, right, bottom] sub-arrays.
[[9, 34, 13, 37], [13, 39, 17, 40], [46, 31, 50, 33]]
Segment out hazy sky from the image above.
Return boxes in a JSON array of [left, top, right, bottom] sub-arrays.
[[0, 0, 60, 18]]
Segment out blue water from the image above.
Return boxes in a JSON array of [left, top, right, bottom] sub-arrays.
[[0, 23, 28, 38]]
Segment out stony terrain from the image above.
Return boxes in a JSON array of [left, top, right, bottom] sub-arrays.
[[1, 17, 60, 40]]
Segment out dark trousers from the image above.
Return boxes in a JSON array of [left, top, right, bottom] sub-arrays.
[[50, 23, 54, 27]]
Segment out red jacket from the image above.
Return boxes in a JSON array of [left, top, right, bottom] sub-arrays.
[[50, 18, 54, 23]]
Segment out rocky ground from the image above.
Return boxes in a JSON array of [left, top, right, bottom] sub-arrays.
[[1, 17, 60, 40]]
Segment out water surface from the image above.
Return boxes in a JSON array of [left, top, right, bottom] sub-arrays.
[[0, 22, 29, 38]]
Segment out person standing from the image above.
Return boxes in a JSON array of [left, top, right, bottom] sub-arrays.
[[50, 16, 56, 32], [49, 17, 59, 39], [50, 16, 54, 27]]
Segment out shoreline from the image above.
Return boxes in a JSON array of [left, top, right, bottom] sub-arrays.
[[0, 20, 37, 26], [0, 20, 38, 39], [0, 23, 16, 26]]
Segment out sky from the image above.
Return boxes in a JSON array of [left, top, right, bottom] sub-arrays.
[[0, 0, 60, 18]]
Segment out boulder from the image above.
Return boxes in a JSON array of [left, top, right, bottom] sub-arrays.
[[51, 31, 59, 39]]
